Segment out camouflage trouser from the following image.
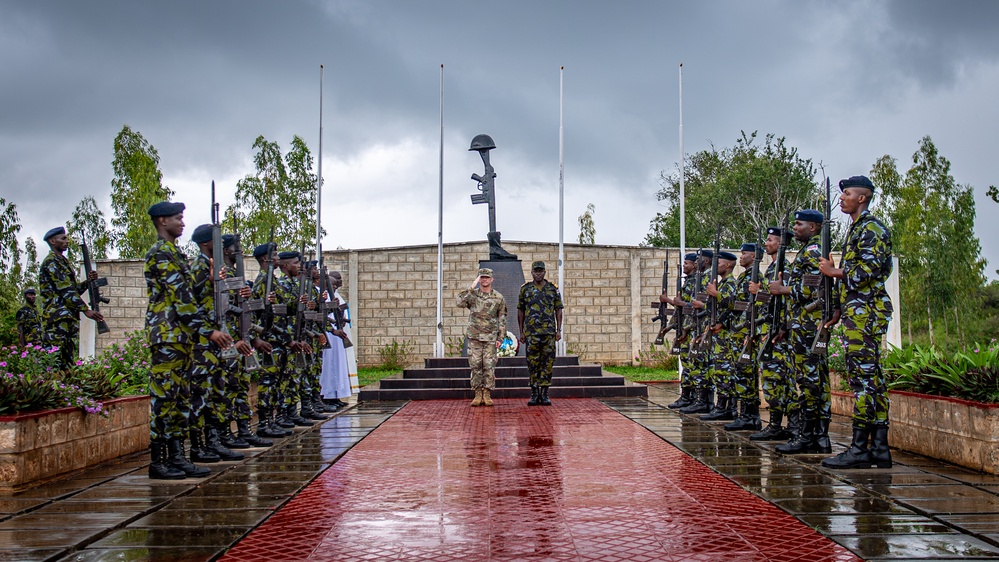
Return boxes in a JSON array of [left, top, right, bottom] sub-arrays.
[[760, 337, 795, 414], [684, 346, 708, 390], [258, 348, 285, 414], [225, 358, 252, 422], [842, 308, 890, 425], [190, 346, 227, 430], [468, 339, 497, 390], [730, 331, 759, 403], [300, 352, 322, 402], [309, 349, 323, 399], [284, 352, 307, 409], [525, 333, 556, 387], [675, 335, 693, 389], [150, 342, 193, 441], [711, 330, 737, 397], [47, 333, 78, 372], [790, 324, 830, 422]]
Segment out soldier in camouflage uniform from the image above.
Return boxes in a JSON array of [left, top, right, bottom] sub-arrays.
[[518, 261, 563, 406], [457, 267, 507, 407], [665, 253, 698, 409], [821, 175, 894, 469], [187, 224, 244, 463], [145, 201, 227, 480], [16, 288, 41, 347], [723, 244, 763, 431], [770, 210, 832, 455], [38, 226, 104, 371], [680, 250, 715, 414], [276, 251, 319, 426], [700, 251, 739, 421], [749, 227, 797, 441], [250, 243, 290, 439]]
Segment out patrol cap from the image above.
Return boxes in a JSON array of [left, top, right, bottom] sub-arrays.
[[478, 267, 493, 277], [43, 226, 66, 241], [531, 261, 546, 270], [766, 226, 784, 237], [191, 224, 213, 244], [222, 234, 235, 248], [740, 243, 756, 253], [147, 201, 185, 218], [684, 252, 697, 262], [718, 251, 738, 261], [795, 209, 824, 224], [277, 250, 300, 260], [839, 175, 875, 192], [23, 287, 36, 295], [252, 243, 274, 258], [699, 249, 713, 259]]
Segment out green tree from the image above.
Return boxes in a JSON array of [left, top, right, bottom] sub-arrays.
[[110, 125, 174, 258], [22, 237, 39, 289], [67, 195, 111, 263], [0, 198, 23, 344], [226, 135, 322, 249], [578, 203, 595, 245], [645, 132, 821, 248]]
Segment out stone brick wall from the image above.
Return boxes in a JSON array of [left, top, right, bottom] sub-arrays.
[[92, 241, 829, 366]]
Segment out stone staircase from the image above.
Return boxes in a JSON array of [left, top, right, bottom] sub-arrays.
[[358, 356, 648, 401]]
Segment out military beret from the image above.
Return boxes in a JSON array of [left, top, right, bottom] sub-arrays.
[[191, 224, 213, 244], [277, 250, 300, 260], [43, 226, 66, 241], [684, 252, 698, 262], [478, 267, 493, 277], [795, 209, 824, 224], [222, 234, 235, 248], [531, 261, 546, 270], [23, 287, 36, 295], [718, 251, 738, 261], [766, 226, 784, 237], [147, 201, 185, 218], [740, 243, 756, 253], [252, 243, 274, 258], [699, 249, 713, 258], [839, 175, 875, 192]]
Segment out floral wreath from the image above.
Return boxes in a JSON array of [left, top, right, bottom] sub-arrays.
[[497, 330, 519, 357]]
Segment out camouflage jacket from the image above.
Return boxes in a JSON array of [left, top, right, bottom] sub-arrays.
[[518, 280, 563, 337], [38, 251, 89, 340], [16, 304, 41, 344], [679, 274, 698, 331], [730, 268, 757, 337], [757, 257, 784, 332], [787, 235, 823, 329], [190, 253, 221, 349], [457, 288, 507, 342], [145, 237, 207, 346], [712, 273, 738, 332], [251, 270, 293, 347], [837, 210, 893, 324]]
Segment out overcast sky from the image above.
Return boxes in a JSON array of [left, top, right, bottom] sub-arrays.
[[2, 0, 997, 278]]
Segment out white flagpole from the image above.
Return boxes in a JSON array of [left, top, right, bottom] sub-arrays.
[[557, 66, 567, 357], [316, 64, 324, 248], [435, 64, 445, 358], [677, 62, 685, 379]]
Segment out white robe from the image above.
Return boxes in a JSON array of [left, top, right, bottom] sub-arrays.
[[337, 290, 360, 392], [320, 293, 351, 400]]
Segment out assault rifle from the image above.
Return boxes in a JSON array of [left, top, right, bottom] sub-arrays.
[[737, 231, 765, 365], [695, 226, 722, 355], [292, 243, 311, 369], [691, 249, 705, 355], [669, 253, 687, 355], [250, 228, 287, 341], [757, 212, 791, 363], [809, 177, 834, 355], [227, 216, 262, 373], [210, 182, 242, 360], [304, 248, 333, 349], [80, 232, 110, 334], [322, 268, 353, 349], [652, 257, 670, 345]]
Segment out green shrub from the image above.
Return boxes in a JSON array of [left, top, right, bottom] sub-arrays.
[[885, 340, 999, 403], [376, 339, 415, 370], [636, 344, 679, 371]]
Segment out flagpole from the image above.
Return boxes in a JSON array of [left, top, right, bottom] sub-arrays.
[[557, 65, 566, 357], [317, 64, 324, 249], [677, 62, 685, 379], [435, 64, 445, 358]]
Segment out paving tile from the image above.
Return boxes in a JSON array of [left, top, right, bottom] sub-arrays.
[[830, 533, 999, 560], [0, 548, 66, 562], [798, 514, 957, 535], [937, 513, 999, 532], [130, 509, 274, 528], [0, 528, 100, 548], [59, 547, 223, 561], [91, 527, 248, 548], [0, 511, 137, 530]]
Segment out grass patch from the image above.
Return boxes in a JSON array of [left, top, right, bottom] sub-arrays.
[[357, 367, 402, 387], [603, 365, 679, 382]]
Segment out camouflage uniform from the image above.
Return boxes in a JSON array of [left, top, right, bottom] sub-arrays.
[[39, 251, 89, 369], [146, 237, 208, 441], [280, 273, 306, 412], [687, 271, 712, 392], [251, 270, 291, 419], [16, 304, 41, 346], [189, 254, 228, 431], [759, 260, 794, 415], [786, 234, 831, 424], [710, 272, 739, 398], [837, 210, 893, 425], [517, 280, 564, 387], [457, 288, 507, 391], [729, 267, 759, 404], [676, 274, 699, 390]]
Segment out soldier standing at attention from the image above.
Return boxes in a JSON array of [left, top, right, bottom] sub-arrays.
[[666, 253, 699, 409], [249, 243, 290, 439], [724, 245, 763, 432], [145, 202, 224, 480], [770, 210, 832, 456], [38, 226, 104, 370], [518, 261, 563, 406], [820, 175, 894, 469], [16, 288, 41, 347], [701, 251, 738, 421], [457, 267, 507, 407]]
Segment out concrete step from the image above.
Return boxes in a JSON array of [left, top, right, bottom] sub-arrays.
[[378, 375, 629, 390], [424, 355, 581, 369], [401, 364, 603, 379], [358, 384, 649, 402]]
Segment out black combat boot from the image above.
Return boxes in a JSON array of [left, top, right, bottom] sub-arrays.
[[286, 405, 315, 427], [313, 390, 335, 413], [256, 409, 289, 438], [668, 387, 694, 410], [189, 429, 221, 463], [220, 419, 251, 450], [527, 386, 540, 406], [167, 437, 212, 478], [206, 425, 244, 461], [300, 397, 329, 420], [725, 402, 762, 431], [680, 388, 712, 414], [822, 424, 872, 469], [869, 424, 893, 469], [539, 386, 552, 406], [776, 417, 815, 454], [700, 395, 734, 421], [275, 407, 297, 429], [237, 419, 273, 447], [322, 398, 344, 411], [148, 440, 185, 480], [750, 410, 790, 440], [786, 408, 801, 435], [811, 419, 832, 454]]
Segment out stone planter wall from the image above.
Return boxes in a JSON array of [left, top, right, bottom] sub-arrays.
[[0, 396, 151, 494], [831, 389, 999, 474]]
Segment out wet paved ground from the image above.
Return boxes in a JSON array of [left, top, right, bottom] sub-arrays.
[[0, 385, 997, 561]]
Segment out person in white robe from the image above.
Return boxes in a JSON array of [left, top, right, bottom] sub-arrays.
[[320, 274, 351, 405]]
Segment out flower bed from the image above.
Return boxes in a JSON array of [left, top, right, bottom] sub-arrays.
[[0, 395, 151, 493]]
